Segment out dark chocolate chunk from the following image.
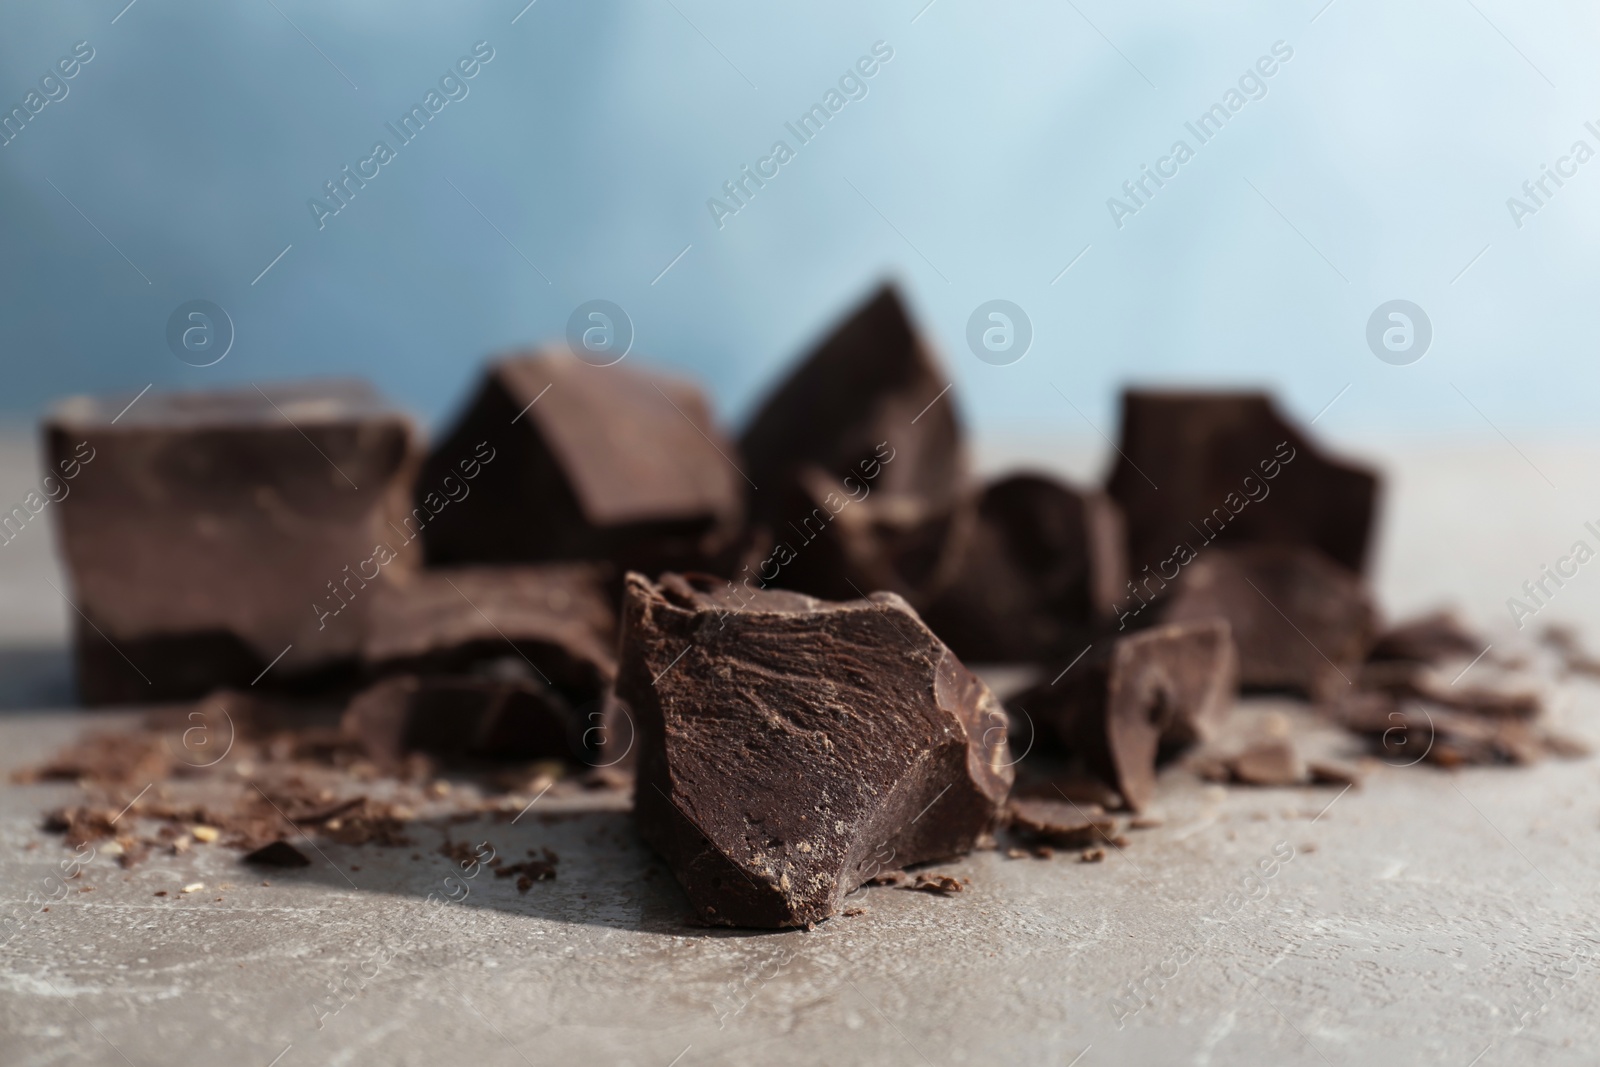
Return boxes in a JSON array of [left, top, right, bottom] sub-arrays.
[[920, 473, 1128, 662], [752, 463, 977, 607], [342, 674, 581, 766], [1368, 610, 1486, 664], [1106, 390, 1379, 577], [1159, 545, 1375, 702], [1006, 797, 1115, 848], [242, 840, 312, 868], [363, 563, 616, 702], [418, 352, 743, 575], [44, 381, 419, 704], [739, 284, 970, 543], [1227, 739, 1303, 786], [618, 572, 1012, 929], [1009, 619, 1237, 812]]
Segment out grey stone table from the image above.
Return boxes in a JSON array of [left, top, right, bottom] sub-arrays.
[[3, 429, 1599, 1067]]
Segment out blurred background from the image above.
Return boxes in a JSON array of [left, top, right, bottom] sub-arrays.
[[3, 0, 1599, 685]]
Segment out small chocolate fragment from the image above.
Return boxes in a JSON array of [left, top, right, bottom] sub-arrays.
[[740, 284, 969, 528], [619, 572, 1012, 929], [1006, 797, 1115, 848], [1160, 545, 1375, 702], [343, 675, 580, 766], [363, 564, 616, 701], [45, 381, 419, 704], [1307, 760, 1364, 787], [1333, 692, 1544, 767], [1010, 619, 1238, 811], [242, 841, 312, 868], [1107, 390, 1379, 576], [905, 873, 964, 895], [920, 474, 1129, 662], [1369, 611, 1486, 664], [1227, 740, 1303, 787], [418, 352, 743, 575], [1360, 660, 1541, 720]]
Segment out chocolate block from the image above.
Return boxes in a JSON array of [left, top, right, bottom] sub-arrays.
[[618, 572, 1011, 928], [44, 381, 419, 705], [418, 351, 743, 575], [1106, 390, 1379, 579], [739, 284, 970, 547], [363, 563, 616, 702], [1159, 545, 1376, 702], [1009, 619, 1237, 811], [920, 473, 1128, 662], [343, 674, 581, 766]]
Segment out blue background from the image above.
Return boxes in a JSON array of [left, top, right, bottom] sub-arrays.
[[0, 0, 1592, 439]]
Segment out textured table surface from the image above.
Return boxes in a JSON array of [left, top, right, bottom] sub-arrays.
[[4, 429, 1600, 1067]]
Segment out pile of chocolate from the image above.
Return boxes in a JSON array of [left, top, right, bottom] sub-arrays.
[[36, 284, 1574, 928]]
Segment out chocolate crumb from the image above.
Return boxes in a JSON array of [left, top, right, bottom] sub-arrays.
[[242, 841, 312, 868], [905, 873, 964, 895], [1080, 849, 1107, 863]]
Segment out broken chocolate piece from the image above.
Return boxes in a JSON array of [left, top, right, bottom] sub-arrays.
[[1006, 797, 1115, 848], [1009, 619, 1238, 811], [1307, 760, 1364, 787], [740, 284, 968, 527], [1160, 545, 1375, 702], [1106, 390, 1379, 576], [919, 474, 1128, 662], [1360, 660, 1541, 720], [242, 841, 312, 868], [751, 463, 977, 607], [619, 571, 1012, 929], [904, 873, 964, 894], [343, 675, 582, 766], [1227, 740, 1303, 786], [1369, 610, 1486, 664], [44, 381, 419, 704], [418, 352, 743, 575], [363, 563, 616, 702]]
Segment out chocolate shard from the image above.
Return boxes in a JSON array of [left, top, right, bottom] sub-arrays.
[[1159, 545, 1376, 703], [1107, 390, 1380, 577], [243, 840, 312, 868], [739, 284, 970, 560], [417, 351, 743, 575], [342, 674, 583, 767], [45, 381, 419, 705], [363, 564, 616, 702], [1368, 610, 1487, 664], [618, 572, 1012, 929], [1226, 739, 1303, 786], [920, 473, 1128, 662], [1332, 692, 1543, 767], [1307, 760, 1365, 787], [1006, 797, 1115, 848], [1360, 660, 1542, 720], [1009, 619, 1237, 812]]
